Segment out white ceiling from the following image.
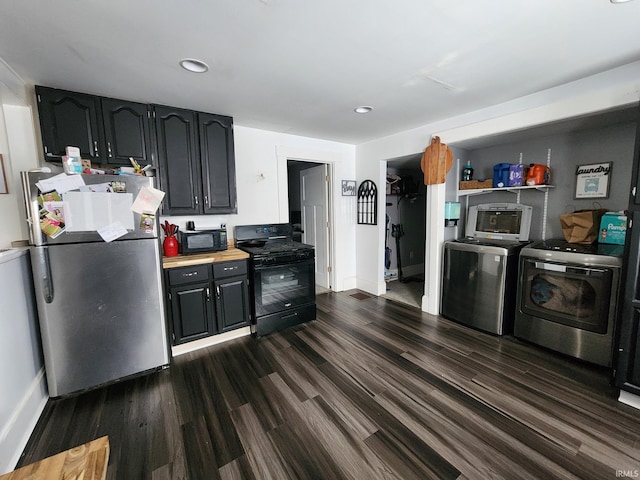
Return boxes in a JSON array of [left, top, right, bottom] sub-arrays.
[[1, 0, 639, 145]]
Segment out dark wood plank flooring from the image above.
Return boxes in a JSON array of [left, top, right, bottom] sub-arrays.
[[17, 290, 640, 479]]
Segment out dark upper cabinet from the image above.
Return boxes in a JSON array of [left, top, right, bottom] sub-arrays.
[[101, 98, 153, 166], [156, 106, 237, 215], [36, 86, 237, 214], [36, 86, 102, 162], [200, 112, 237, 214], [155, 106, 202, 215], [36, 86, 154, 167]]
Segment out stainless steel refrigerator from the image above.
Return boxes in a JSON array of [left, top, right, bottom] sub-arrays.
[[21, 171, 169, 397]]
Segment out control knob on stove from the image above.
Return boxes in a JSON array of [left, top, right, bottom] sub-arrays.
[[262, 255, 276, 265]]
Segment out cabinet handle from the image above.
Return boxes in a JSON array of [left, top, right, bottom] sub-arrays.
[[93, 140, 98, 155], [206, 287, 211, 302], [204, 195, 209, 206], [216, 285, 221, 297], [107, 142, 112, 157], [194, 196, 199, 206]]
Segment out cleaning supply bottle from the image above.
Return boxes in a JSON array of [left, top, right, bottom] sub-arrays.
[[462, 161, 473, 181]]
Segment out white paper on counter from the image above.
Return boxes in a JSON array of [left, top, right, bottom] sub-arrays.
[[131, 186, 165, 214], [36, 173, 85, 194], [63, 192, 134, 232], [97, 222, 128, 242]]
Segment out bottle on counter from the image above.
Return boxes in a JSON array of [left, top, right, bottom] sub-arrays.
[[462, 161, 474, 181]]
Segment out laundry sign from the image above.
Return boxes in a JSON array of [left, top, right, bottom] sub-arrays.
[[574, 162, 611, 199]]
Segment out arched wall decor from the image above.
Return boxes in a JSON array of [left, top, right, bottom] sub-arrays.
[[357, 180, 377, 225]]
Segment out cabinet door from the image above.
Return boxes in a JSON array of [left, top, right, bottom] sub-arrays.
[[214, 276, 250, 333], [199, 112, 237, 214], [169, 282, 216, 344], [36, 86, 102, 162], [616, 209, 640, 394], [101, 98, 153, 166], [155, 105, 202, 215]]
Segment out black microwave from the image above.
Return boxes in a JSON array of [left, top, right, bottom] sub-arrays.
[[179, 229, 228, 254]]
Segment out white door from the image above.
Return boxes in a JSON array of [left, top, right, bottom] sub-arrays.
[[301, 164, 330, 289]]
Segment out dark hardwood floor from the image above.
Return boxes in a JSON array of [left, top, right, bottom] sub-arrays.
[[17, 290, 640, 479]]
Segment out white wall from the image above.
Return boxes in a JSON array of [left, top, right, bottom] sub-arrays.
[[0, 250, 47, 475], [356, 61, 640, 312], [0, 70, 46, 473], [161, 126, 357, 291]]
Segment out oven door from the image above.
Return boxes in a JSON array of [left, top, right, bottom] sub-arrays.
[[253, 259, 315, 317], [519, 257, 613, 333]]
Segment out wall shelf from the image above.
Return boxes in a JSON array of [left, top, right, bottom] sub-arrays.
[[455, 149, 554, 239], [457, 184, 554, 197]]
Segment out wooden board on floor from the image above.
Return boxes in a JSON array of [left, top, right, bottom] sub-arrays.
[[1, 436, 109, 480]]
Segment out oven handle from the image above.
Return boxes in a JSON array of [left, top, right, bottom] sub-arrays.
[[253, 258, 315, 271]]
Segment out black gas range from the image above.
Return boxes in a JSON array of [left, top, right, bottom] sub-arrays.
[[234, 223, 316, 336]]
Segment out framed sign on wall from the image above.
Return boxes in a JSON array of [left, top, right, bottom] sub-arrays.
[[341, 180, 356, 196], [574, 162, 611, 199]]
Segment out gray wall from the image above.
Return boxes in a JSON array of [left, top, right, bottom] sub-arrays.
[[452, 120, 637, 240]]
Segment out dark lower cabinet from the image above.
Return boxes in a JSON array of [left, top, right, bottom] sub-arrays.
[[170, 281, 215, 344], [214, 261, 250, 333], [166, 260, 249, 345]]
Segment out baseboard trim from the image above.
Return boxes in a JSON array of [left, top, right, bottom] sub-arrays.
[[0, 368, 48, 474], [171, 327, 251, 357]]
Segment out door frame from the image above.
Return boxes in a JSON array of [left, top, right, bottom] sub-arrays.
[[276, 146, 336, 291]]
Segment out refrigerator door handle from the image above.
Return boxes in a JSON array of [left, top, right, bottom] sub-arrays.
[[35, 247, 55, 303]]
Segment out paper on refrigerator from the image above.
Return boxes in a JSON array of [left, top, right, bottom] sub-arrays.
[[131, 186, 165, 214], [36, 173, 85, 194], [63, 192, 135, 232]]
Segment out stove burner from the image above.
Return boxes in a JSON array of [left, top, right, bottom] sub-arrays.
[[234, 223, 315, 267], [237, 240, 314, 256]]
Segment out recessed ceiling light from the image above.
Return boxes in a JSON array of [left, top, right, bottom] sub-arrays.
[[179, 58, 209, 73], [354, 106, 373, 114]]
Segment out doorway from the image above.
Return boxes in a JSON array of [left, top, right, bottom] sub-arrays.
[[382, 159, 426, 309], [287, 160, 332, 292]]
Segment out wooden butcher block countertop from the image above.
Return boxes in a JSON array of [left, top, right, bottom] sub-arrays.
[[1, 436, 109, 480], [162, 247, 249, 269]]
